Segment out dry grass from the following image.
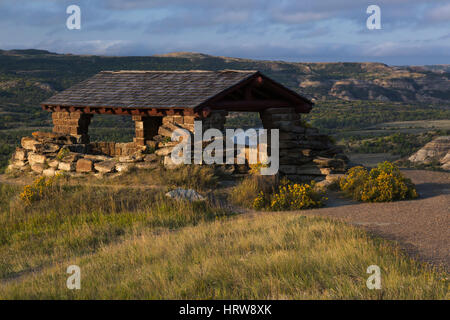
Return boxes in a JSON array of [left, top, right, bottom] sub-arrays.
[[95, 165, 219, 191], [0, 213, 447, 299], [0, 181, 230, 282], [0, 173, 447, 300], [230, 174, 280, 207]]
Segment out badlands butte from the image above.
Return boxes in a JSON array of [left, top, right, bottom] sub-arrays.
[[0, 49, 449, 105]]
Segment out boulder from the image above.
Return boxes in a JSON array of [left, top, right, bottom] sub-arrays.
[[58, 161, 75, 172], [94, 160, 117, 173], [30, 163, 45, 174], [21, 137, 41, 151], [165, 188, 206, 201], [28, 153, 47, 165], [13, 148, 27, 161], [43, 168, 56, 177], [48, 160, 60, 168], [115, 163, 134, 173], [12, 160, 27, 168], [76, 159, 94, 173]]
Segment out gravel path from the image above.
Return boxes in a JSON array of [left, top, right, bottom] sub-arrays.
[[302, 170, 450, 271]]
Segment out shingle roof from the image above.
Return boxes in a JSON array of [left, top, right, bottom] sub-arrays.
[[42, 70, 259, 109]]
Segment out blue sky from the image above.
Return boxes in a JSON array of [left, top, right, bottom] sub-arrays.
[[0, 0, 449, 65]]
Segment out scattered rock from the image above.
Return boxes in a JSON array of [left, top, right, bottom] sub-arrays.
[[165, 188, 206, 201], [115, 163, 134, 173], [76, 159, 94, 173], [94, 160, 117, 173]]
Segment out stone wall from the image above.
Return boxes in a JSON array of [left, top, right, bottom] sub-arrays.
[[8, 109, 348, 180], [8, 131, 159, 177], [261, 107, 347, 182]]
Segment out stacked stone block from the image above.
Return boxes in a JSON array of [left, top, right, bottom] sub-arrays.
[[261, 107, 347, 182], [52, 112, 92, 144], [132, 115, 162, 146], [7, 131, 159, 177]]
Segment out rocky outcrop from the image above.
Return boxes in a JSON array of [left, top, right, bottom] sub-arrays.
[[408, 136, 450, 170]]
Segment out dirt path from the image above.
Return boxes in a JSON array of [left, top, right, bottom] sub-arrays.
[[295, 170, 449, 271]]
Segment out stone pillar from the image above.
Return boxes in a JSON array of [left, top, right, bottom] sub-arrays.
[[132, 115, 162, 146], [52, 111, 92, 143]]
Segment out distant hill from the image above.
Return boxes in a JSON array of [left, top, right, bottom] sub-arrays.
[[0, 49, 449, 172], [0, 49, 449, 104]]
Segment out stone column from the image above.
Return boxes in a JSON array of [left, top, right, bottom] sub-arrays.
[[52, 111, 92, 143], [132, 115, 162, 146]]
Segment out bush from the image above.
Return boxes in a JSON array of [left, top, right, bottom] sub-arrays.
[[340, 162, 418, 202], [19, 176, 61, 205], [269, 181, 326, 211], [232, 176, 326, 211]]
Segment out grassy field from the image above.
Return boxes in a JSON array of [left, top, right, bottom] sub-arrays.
[[0, 170, 448, 299]]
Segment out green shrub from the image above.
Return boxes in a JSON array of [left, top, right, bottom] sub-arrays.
[[340, 162, 418, 202], [253, 179, 326, 211]]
